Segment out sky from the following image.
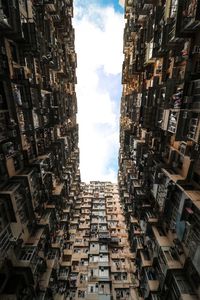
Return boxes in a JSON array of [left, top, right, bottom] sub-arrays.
[[73, 0, 124, 183]]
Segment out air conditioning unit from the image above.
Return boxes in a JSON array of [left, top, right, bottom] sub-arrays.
[[193, 45, 200, 54], [9, 236, 18, 244]]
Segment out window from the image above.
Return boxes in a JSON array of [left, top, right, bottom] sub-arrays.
[[0, 226, 12, 255], [19, 247, 35, 261], [47, 250, 57, 260], [10, 43, 19, 63]]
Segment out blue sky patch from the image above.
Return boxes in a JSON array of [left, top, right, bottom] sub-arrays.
[[74, 0, 124, 182]]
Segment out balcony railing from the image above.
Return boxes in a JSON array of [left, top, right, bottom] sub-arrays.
[[180, 0, 200, 33]]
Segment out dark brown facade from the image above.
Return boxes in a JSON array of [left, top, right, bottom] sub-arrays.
[[119, 0, 200, 299], [0, 1, 80, 299], [1, 0, 200, 299]]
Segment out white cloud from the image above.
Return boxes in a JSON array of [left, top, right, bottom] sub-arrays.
[[73, 1, 124, 183]]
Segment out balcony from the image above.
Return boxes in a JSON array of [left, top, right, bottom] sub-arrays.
[[187, 112, 200, 143], [0, 225, 13, 264], [149, 234, 185, 289], [158, 24, 169, 54], [39, 267, 54, 292], [187, 79, 200, 109], [1, 144, 23, 177], [77, 272, 88, 288], [26, 225, 45, 245], [162, 149, 193, 184], [98, 232, 111, 243], [46, 248, 60, 269], [160, 246, 183, 271], [139, 267, 159, 298], [0, 182, 30, 231], [144, 210, 158, 224], [181, 202, 200, 273], [38, 210, 53, 229], [131, 224, 143, 236], [88, 267, 110, 282], [0, 0, 22, 37], [151, 226, 171, 253], [180, 0, 200, 34], [140, 248, 153, 267], [112, 271, 128, 281], [114, 288, 135, 300], [16, 246, 46, 281], [167, 109, 191, 141], [132, 236, 144, 252], [160, 269, 198, 299], [22, 22, 39, 52], [86, 283, 111, 300], [144, 267, 159, 292]]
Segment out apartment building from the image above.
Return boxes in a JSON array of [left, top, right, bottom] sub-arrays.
[[0, 0, 80, 299], [1, 0, 200, 299], [65, 181, 136, 300], [119, 0, 200, 299]]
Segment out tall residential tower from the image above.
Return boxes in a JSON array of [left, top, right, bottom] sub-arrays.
[[119, 0, 200, 299], [0, 0, 200, 300], [0, 1, 80, 299]]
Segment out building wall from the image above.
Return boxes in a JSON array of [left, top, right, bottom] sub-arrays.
[[67, 181, 137, 300], [119, 0, 200, 299], [0, 1, 80, 299]]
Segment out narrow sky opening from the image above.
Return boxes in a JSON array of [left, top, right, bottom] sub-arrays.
[[73, 0, 124, 183]]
